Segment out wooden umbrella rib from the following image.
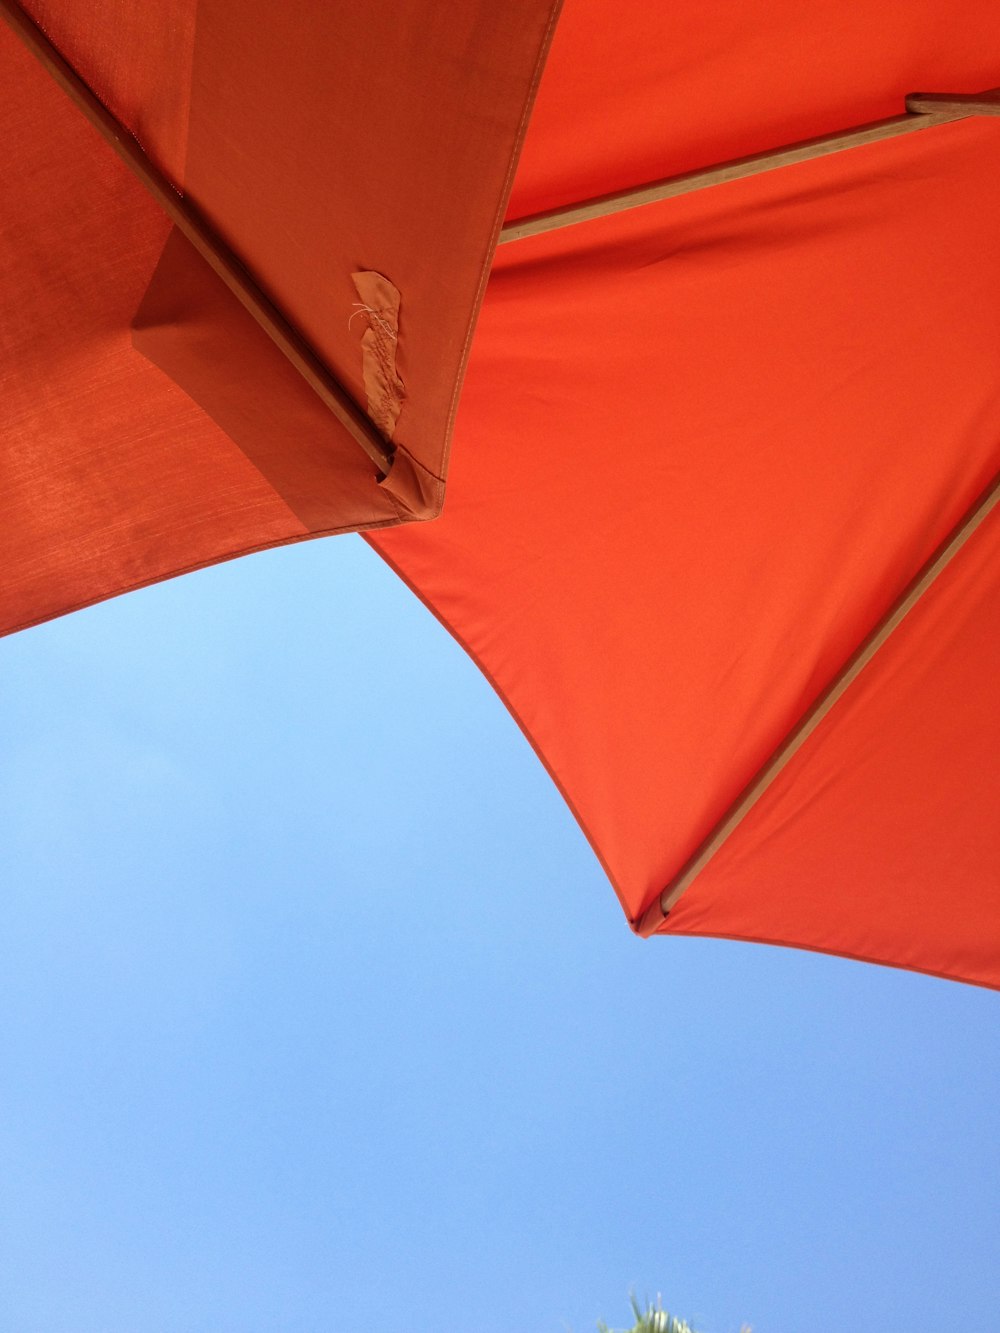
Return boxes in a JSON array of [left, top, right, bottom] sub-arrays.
[[0, 0, 394, 478], [635, 470, 1000, 938], [501, 90, 1000, 243]]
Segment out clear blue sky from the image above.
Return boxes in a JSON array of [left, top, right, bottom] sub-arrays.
[[2, 534, 998, 1332]]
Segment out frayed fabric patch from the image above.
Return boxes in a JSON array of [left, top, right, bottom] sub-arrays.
[[351, 271, 404, 440]]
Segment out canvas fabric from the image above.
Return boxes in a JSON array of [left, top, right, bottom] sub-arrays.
[[4, 0, 1000, 987], [373, 0, 1000, 987]]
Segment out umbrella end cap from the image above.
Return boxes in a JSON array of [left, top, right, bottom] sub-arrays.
[[380, 444, 445, 522], [633, 898, 669, 938]]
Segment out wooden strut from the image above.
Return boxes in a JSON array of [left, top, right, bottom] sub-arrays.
[[0, 0, 395, 478], [501, 89, 1000, 243], [635, 469, 1000, 938]]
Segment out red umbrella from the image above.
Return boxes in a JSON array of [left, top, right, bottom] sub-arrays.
[[3, 0, 999, 987]]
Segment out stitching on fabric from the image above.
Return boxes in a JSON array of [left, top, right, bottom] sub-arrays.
[[350, 272, 405, 442], [348, 303, 397, 341]]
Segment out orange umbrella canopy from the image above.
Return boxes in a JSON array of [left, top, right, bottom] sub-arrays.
[[3, 0, 999, 988]]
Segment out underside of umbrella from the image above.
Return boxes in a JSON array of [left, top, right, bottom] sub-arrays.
[[3, 0, 999, 988]]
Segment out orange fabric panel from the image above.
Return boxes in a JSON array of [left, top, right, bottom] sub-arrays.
[[373, 18, 1000, 985], [180, 0, 562, 489], [509, 0, 1000, 218], [663, 507, 1000, 990], [373, 0, 1000, 988], [0, 20, 304, 636], [24, 0, 197, 181], [131, 230, 400, 535], [1, 0, 560, 632]]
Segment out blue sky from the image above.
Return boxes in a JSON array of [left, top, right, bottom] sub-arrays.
[[2, 534, 998, 1332]]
